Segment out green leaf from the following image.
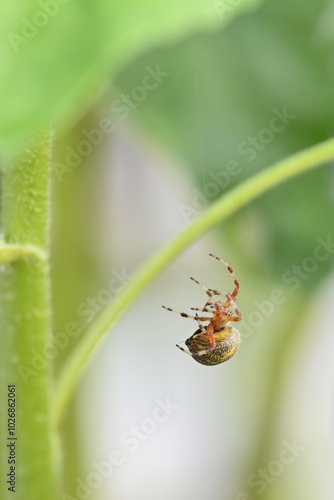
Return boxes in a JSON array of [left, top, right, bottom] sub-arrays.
[[0, 0, 259, 149]]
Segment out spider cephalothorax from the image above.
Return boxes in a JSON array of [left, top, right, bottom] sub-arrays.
[[162, 254, 242, 366]]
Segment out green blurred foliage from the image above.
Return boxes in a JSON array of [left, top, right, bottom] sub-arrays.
[[0, 0, 258, 149], [99, 5, 334, 496], [51, 112, 111, 371], [2, 1, 334, 498], [113, 0, 334, 282]]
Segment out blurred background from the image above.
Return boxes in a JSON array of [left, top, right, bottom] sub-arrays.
[[2, 0, 334, 499]]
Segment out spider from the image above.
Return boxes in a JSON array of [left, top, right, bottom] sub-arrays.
[[162, 254, 242, 366]]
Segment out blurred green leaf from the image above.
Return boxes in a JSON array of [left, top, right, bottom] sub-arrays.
[[0, 0, 259, 149], [114, 0, 334, 280]]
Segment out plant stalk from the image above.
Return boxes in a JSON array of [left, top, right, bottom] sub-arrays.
[[0, 132, 58, 500]]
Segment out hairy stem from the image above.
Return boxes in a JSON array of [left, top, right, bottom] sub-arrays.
[[0, 243, 46, 264], [55, 136, 334, 423], [0, 132, 58, 500]]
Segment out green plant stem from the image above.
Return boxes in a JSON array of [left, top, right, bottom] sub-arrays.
[[0, 243, 46, 264], [55, 136, 334, 423], [0, 132, 58, 500]]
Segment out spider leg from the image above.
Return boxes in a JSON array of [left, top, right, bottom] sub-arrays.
[[191, 277, 230, 325], [194, 345, 216, 356], [207, 289, 241, 319], [209, 254, 240, 300], [191, 301, 215, 312], [208, 289, 230, 304], [190, 277, 220, 316], [177, 323, 216, 358], [208, 289, 229, 301], [191, 307, 212, 313], [162, 305, 211, 322], [176, 344, 193, 356], [208, 289, 228, 296], [176, 343, 216, 357], [224, 293, 242, 321], [195, 318, 216, 349]]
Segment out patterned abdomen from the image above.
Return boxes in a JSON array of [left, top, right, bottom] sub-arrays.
[[186, 325, 241, 366]]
